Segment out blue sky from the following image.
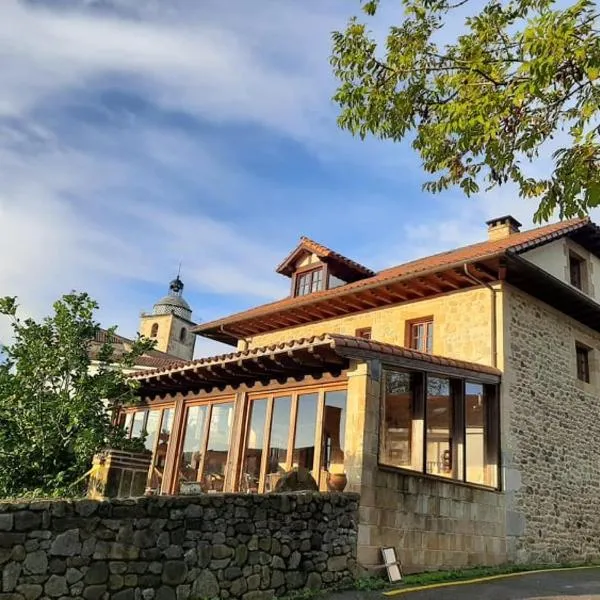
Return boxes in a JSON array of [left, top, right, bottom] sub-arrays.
[[0, 0, 562, 356]]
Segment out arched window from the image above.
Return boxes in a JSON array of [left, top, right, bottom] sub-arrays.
[[150, 323, 159, 338], [179, 327, 186, 342]]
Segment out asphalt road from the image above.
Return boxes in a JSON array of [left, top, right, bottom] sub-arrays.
[[386, 568, 600, 600]]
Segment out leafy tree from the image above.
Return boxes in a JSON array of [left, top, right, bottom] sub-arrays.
[[331, 0, 600, 221], [0, 293, 154, 498]]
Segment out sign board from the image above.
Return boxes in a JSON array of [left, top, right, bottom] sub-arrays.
[[381, 547, 402, 583]]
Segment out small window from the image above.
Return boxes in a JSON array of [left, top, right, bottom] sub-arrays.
[[150, 323, 159, 338], [576, 344, 590, 383], [179, 327, 186, 342], [355, 327, 372, 340], [295, 268, 324, 296], [569, 253, 585, 290], [407, 319, 434, 353]]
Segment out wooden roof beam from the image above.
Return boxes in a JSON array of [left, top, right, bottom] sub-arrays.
[[353, 293, 380, 308], [434, 272, 461, 290], [329, 296, 368, 312], [417, 277, 443, 294], [382, 285, 409, 301]]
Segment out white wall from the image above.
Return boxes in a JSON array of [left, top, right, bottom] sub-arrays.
[[522, 239, 600, 301]]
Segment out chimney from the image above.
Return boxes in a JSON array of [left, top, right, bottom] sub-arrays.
[[486, 215, 522, 241]]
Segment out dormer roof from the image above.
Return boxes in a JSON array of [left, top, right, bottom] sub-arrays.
[[276, 236, 375, 282]]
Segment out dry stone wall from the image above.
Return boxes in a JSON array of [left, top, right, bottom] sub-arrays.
[[0, 493, 358, 600]]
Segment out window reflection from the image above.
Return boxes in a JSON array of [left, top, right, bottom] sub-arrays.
[[204, 403, 234, 491], [123, 412, 133, 435], [322, 391, 346, 472], [241, 399, 267, 493], [292, 393, 317, 471], [144, 411, 160, 452], [381, 372, 422, 472], [426, 376, 452, 478], [130, 410, 146, 439], [266, 396, 292, 491], [465, 382, 485, 485], [149, 408, 173, 492], [178, 405, 208, 488]]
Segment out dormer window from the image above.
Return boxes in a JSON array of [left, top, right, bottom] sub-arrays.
[[276, 236, 375, 299], [295, 268, 324, 296]]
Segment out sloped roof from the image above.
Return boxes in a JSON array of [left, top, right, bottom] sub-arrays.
[[194, 217, 592, 344], [92, 328, 184, 369], [276, 236, 375, 279], [131, 333, 500, 397]]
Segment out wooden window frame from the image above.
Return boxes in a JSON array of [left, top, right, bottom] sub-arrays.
[[379, 368, 500, 490], [569, 251, 586, 291], [119, 404, 176, 494], [150, 323, 159, 338], [293, 266, 326, 297], [237, 381, 347, 493], [576, 343, 591, 383], [170, 396, 235, 494], [355, 327, 372, 340], [405, 317, 434, 354]]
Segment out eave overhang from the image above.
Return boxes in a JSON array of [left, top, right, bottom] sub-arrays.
[[504, 252, 600, 332], [194, 258, 501, 345], [193, 219, 597, 346], [131, 333, 500, 400]]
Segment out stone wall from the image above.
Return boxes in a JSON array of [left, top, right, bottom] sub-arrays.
[[0, 493, 358, 600], [245, 287, 494, 368], [358, 469, 506, 573], [502, 285, 600, 564]]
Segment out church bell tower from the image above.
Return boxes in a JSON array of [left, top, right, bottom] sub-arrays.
[[139, 275, 196, 361]]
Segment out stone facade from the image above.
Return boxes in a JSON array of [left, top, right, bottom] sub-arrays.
[[346, 360, 506, 573], [359, 470, 506, 573], [245, 288, 494, 368], [0, 493, 358, 600], [502, 284, 600, 564]]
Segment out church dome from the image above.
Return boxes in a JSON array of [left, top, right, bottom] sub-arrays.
[[152, 275, 192, 319]]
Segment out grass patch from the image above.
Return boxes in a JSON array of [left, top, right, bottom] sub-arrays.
[[353, 561, 600, 592]]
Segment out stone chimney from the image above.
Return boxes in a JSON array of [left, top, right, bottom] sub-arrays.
[[486, 215, 522, 241]]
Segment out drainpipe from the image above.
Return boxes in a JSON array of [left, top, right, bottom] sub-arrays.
[[463, 264, 498, 369]]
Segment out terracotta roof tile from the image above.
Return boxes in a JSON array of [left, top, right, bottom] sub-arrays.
[[276, 236, 375, 278], [195, 218, 589, 336], [129, 332, 500, 381]]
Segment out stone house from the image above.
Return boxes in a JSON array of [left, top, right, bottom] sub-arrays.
[[121, 215, 600, 572]]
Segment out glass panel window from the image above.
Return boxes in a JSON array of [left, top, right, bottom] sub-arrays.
[[465, 382, 485, 485], [123, 412, 134, 436], [144, 411, 161, 452], [576, 344, 590, 383], [570, 253, 584, 290], [295, 269, 324, 296], [409, 320, 434, 353], [328, 273, 346, 289], [203, 403, 234, 492], [130, 411, 146, 439], [322, 391, 347, 472], [426, 377, 452, 478], [178, 405, 208, 487], [149, 408, 173, 492], [241, 399, 268, 493], [381, 371, 422, 472], [266, 396, 292, 490], [292, 393, 318, 471]]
